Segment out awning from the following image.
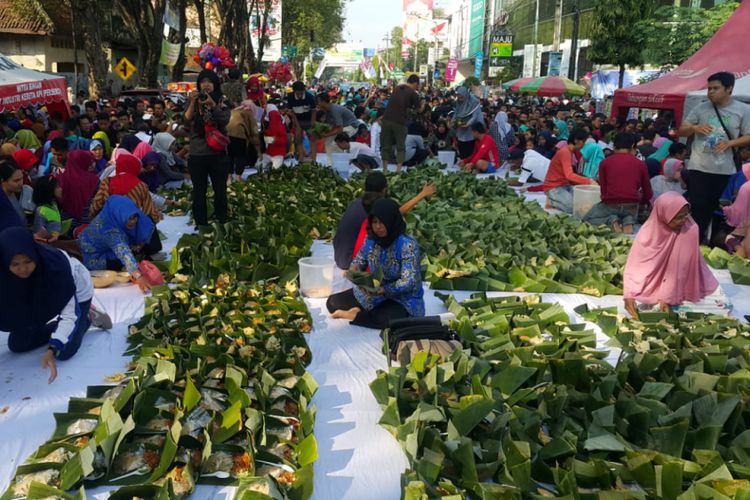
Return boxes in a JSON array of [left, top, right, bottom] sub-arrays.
[[0, 53, 69, 111]]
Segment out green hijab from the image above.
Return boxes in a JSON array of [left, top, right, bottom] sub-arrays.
[[581, 143, 606, 179], [92, 131, 112, 157], [14, 129, 41, 150], [648, 139, 673, 162]]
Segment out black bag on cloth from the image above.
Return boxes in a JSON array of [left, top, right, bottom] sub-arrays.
[[380, 316, 460, 365]]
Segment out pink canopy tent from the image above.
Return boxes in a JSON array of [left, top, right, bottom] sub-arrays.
[[611, 1, 750, 126], [0, 53, 70, 119]]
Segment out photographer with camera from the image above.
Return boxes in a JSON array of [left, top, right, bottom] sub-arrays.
[[185, 69, 231, 227]]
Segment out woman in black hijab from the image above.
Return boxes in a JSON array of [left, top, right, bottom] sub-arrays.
[[184, 69, 231, 227], [327, 198, 425, 330]]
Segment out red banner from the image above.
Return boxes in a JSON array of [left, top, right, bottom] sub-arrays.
[[0, 77, 68, 111]]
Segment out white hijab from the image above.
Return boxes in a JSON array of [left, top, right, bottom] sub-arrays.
[[494, 111, 512, 138]]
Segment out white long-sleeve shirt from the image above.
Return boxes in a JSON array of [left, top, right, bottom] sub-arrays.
[[370, 121, 382, 155], [49, 252, 94, 352]]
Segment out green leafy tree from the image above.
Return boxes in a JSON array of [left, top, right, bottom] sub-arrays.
[[406, 39, 430, 73], [639, 1, 739, 68], [588, 0, 653, 89], [282, 0, 345, 76], [382, 26, 405, 71]]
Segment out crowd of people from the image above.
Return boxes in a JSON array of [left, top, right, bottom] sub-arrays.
[[1, 66, 750, 379]]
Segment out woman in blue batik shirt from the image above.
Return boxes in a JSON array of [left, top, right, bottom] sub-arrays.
[[327, 198, 425, 329], [78, 195, 156, 293]]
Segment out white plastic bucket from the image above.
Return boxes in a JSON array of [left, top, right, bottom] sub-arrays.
[[573, 185, 601, 219], [437, 150, 456, 168], [298, 257, 335, 298]]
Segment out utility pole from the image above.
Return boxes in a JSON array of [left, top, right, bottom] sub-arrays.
[[553, 0, 563, 51], [568, 0, 580, 81]]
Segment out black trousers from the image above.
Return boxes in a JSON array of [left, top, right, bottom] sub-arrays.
[[8, 299, 91, 360], [404, 148, 430, 167], [189, 153, 230, 226], [457, 140, 475, 160], [228, 137, 258, 176], [326, 288, 409, 330], [686, 170, 731, 244]]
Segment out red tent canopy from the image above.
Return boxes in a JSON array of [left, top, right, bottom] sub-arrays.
[[0, 53, 69, 117], [611, 1, 750, 126]]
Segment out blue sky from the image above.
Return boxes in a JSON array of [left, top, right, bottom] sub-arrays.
[[343, 0, 451, 49]]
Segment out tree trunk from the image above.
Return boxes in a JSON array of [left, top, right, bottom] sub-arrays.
[[114, 0, 167, 88], [618, 64, 625, 88], [171, 0, 188, 81], [195, 0, 208, 44], [76, 0, 110, 97]]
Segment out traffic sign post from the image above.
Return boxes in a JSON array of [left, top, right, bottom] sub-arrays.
[[115, 57, 137, 81]]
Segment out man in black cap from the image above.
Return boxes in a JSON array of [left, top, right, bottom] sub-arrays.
[[332, 171, 436, 269]]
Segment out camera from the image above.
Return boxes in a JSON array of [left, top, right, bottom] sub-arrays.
[[198, 91, 208, 102]]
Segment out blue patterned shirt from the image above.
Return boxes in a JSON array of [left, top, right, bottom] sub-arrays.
[[351, 234, 425, 317]]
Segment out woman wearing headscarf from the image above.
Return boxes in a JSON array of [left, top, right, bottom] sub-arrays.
[[92, 131, 111, 158], [650, 158, 686, 200], [623, 192, 718, 317], [0, 227, 111, 384], [133, 141, 153, 162], [118, 134, 141, 154], [12, 149, 40, 186], [245, 75, 267, 109], [327, 198, 425, 329], [426, 121, 455, 155], [150, 132, 187, 184], [78, 196, 156, 293], [90, 152, 161, 224], [89, 140, 108, 173], [185, 69, 231, 226], [580, 142, 606, 179], [261, 103, 288, 170], [722, 164, 750, 258], [535, 130, 556, 159], [489, 111, 515, 163], [56, 150, 99, 229], [14, 129, 42, 151], [453, 87, 484, 160], [227, 100, 262, 181]]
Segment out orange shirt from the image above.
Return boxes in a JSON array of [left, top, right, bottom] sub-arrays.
[[542, 147, 593, 191]]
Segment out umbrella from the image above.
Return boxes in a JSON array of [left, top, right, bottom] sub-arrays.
[[517, 76, 586, 97], [502, 77, 533, 91]]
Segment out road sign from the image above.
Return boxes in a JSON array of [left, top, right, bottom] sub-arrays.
[[115, 57, 136, 81]]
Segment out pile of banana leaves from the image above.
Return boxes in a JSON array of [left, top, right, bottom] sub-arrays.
[[383, 167, 633, 296], [701, 246, 750, 285], [0, 167, 357, 499], [371, 293, 750, 499]]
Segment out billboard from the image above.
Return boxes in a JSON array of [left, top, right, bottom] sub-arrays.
[[403, 0, 433, 44]]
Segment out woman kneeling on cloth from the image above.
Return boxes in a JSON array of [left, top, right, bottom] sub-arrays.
[[0, 227, 111, 383], [623, 192, 718, 317], [327, 198, 425, 329]]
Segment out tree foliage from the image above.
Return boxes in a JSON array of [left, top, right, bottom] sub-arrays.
[[588, 0, 653, 88], [113, 0, 167, 87], [638, 1, 739, 68], [282, 0, 345, 73]]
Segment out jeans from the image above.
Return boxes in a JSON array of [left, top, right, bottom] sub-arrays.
[[355, 154, 381, 170], [687, 170, 731, 244], [8, 299, 92, 360], [326, 288, 409, 330], [189, 153, 230, 226], [584, 202, 639, 226], [547, 186, 574, 213], [404, 148, 430, 167], [380, 121, 408, 165]]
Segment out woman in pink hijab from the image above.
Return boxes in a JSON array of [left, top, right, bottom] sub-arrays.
[[623, 192, 718, 317], [723, 163, 750, 258]]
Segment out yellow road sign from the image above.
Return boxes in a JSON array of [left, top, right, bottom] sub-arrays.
[[115, 57, 137, 81]]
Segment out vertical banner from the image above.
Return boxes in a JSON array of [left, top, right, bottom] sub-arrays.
[[163, 0, 181, 30], [445, 58, 458, 82], [159, 39, 181, 66], [250, 0, 282, 62], [474, 51, 483, 79], [468, 0, 485, 56]]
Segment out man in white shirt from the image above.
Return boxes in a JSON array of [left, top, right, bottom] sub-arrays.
[[507, 148, 550, 183], [370, 109, 384, 155], [335, 133, 381, 170]]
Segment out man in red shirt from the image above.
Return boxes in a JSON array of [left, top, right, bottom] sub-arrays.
[[542, 129, 593, 212], [458, 122, 501, 173], [584, 133, 653, 233]]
